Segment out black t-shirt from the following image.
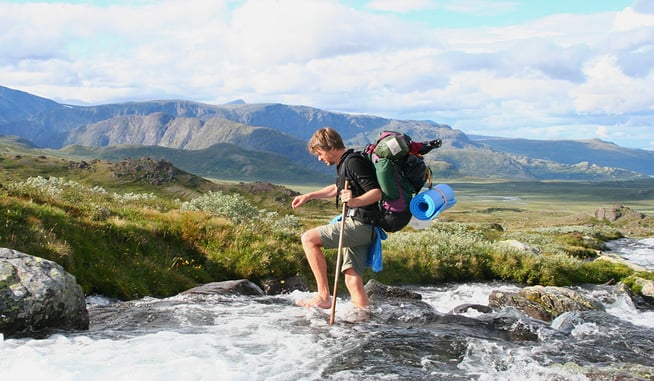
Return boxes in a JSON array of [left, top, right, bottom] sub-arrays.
[[336, 149, 381, 219]]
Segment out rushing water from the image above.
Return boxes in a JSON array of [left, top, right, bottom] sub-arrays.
[[606, 238, 654, 271], [1, 239, 653, 381]]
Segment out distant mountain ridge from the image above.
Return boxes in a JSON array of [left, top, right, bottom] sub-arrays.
[[1, 85, 652, 182], [470, 135, 654, 176]]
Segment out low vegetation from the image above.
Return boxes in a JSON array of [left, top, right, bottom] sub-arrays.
[[1, 154, 653, 300]]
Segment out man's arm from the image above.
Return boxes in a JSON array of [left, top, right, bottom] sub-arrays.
[[340, 187, 381, 208], [291, 184, 338, 209]]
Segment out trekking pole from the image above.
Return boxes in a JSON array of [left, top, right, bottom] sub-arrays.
[[329, 180, 348, 325]]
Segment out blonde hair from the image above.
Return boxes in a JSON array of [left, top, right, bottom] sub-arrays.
[[307, 127, 345, 155]]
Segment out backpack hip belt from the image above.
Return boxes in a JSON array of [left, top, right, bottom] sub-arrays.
[[346, 207, 378, 225]]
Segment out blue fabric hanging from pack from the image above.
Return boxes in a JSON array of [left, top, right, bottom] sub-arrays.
[[330, 215, 386, 272], [366, 226, 387, 272]]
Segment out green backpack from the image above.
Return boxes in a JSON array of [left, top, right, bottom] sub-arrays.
[[364, 131, 441, 232]]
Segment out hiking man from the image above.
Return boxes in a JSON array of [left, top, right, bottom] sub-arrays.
[[291, 127, 382, 310]]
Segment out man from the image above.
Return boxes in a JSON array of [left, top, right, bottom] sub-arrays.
[[291, 127, 382, 310]]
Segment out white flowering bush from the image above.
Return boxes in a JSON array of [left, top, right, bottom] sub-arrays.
[[258, 211, 302, 235], [180, 191, 261, 223], [5, 176, 162, 214], [6, 176, 106, 198], [385, 226, 492, 257], [180, 191, 301, 235], [114, 192, 158, 202]]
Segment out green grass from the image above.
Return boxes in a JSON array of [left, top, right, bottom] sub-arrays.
[[437, 179, 654, 233], [1, 153, 653, 300]]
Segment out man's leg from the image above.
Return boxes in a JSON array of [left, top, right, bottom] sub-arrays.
[[344, 268, 369, 308], [297, 227, 332, 309]]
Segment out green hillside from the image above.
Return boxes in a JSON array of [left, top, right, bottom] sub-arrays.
[[59, 142, 332, 185], [1, 146, 653, 301]]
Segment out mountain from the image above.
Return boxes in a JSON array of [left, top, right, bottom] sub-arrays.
[[0, 86, 61, 123], [471, 136, 654, 176], [1, 85, 652, 182]]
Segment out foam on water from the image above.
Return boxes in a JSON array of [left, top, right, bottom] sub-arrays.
[[606, 237, 654, 270], [415, 282, 520, 315], [1, 332, 249, 381], [602, 290, 654, 329], [0, 293, 359, 381], [602, 237, 654, 328], [458, 339, 591, 381]]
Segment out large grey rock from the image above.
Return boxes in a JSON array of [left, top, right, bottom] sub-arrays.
[[363, 280, 438, 323], [364, 279, 422, 300], [595, 205, 645, 222], [488, 285, 604, 322], [0, 248, 89, 338], [262, 276, 308, 295]]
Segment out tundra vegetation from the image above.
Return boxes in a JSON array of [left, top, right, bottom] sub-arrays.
[[1, 154, 653, 300]]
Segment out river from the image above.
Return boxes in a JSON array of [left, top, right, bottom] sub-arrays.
[[1, 238, 653, 380]]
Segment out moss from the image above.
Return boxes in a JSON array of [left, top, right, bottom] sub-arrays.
[[622, 273, 654, 296]]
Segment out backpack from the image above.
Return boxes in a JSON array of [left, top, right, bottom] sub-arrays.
[[364, 131, 441, 232]]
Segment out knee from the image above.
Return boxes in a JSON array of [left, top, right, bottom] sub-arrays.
[[300, 231, 312, 246], [300, 229, 321, 248]]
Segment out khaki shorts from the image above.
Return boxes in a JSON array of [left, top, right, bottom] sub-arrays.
[[317, 217, 374, 276]]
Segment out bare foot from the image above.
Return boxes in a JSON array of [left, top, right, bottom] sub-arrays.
[[344, 306, 370, 323], [296, 295, 332, 309]]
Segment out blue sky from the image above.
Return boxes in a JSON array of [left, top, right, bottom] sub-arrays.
[[1, 0, 653, 150], [362, 0, 635, 27]]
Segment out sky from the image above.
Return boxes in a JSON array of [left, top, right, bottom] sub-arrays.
[[1, 0, 653, 150]]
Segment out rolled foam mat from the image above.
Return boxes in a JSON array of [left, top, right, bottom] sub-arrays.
[[409, 184, 457, 220]]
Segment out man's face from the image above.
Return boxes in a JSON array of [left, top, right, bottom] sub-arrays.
[[314, 149, 339, 166]]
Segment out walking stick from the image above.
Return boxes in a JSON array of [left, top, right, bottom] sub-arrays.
[[329, 180, 348, 326]]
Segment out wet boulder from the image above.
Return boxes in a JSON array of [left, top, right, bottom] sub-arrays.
[[364, 279, 422, 300], [488, 285, 604, 322], [488, 289, 552, 321], [449, 303, 494, 314], [364, 280, 437, 323], [625, 277, 654, 309], [181, 279, 264, 296], [262, 276, 308, 295], [0, 248, 89, 338], [631, 277, 654, 298]]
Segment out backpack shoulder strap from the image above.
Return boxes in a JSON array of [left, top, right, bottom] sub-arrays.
[[337, 149, 368, 192]]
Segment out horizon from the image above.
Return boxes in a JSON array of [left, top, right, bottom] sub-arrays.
[[1, 82, 651, 152], [1, 0, 652, 150]]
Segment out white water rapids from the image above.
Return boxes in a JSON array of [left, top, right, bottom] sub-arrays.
[[1, 238, 653, 380]]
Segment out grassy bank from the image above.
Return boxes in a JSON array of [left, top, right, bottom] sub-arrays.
[[1, 156, 653, 300]]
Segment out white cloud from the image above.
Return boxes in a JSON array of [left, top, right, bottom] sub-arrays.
[[441, 0, 518, 15], [363, 0, 434, 13], [614, 6, 654, 31], [0, 0, 653, 149], [364, 0, 518, 15], [224, 0, 419, 67], [571, 54, 654, 115]]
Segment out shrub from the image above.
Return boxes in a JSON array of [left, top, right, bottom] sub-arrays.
[[1, 174, 646, 300], [374, 221, 637, 288], [180, 191, 302, 236], [181, 191, 260, 223]]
